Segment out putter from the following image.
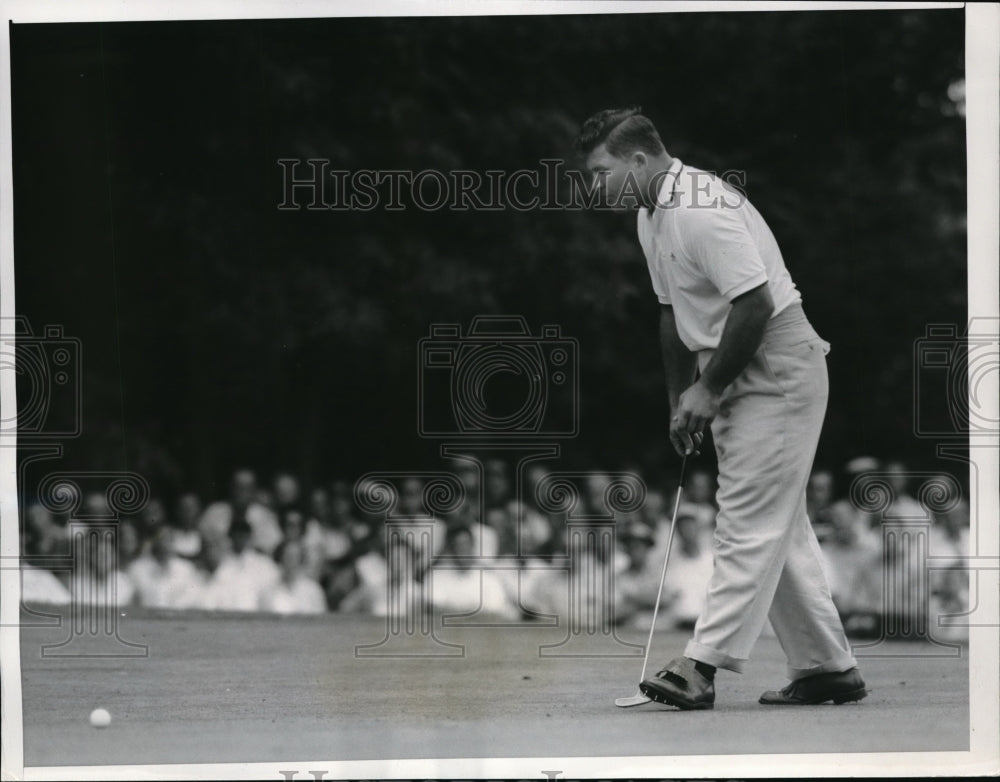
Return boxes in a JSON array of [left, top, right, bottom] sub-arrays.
[[615, 453, 689, 708]]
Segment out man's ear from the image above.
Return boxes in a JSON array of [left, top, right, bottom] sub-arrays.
[[632, 151, 648, 169]]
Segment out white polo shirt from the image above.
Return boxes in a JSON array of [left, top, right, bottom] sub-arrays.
[[637, 159, 800, 351]]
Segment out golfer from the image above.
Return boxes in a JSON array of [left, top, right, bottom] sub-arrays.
[[576, 107, 866, 709]]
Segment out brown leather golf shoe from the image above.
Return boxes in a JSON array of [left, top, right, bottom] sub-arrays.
[[759, 667, 868, 705], [639, 656, 715, 710]]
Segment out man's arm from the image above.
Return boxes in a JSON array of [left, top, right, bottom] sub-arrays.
[[673, 282, 774, 442], [699, 282, 774, 394], [660, 304, 699, 456], [659, 304, 697, 410]]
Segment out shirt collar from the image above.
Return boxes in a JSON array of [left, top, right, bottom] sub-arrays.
[[651, 157, 683, 210]]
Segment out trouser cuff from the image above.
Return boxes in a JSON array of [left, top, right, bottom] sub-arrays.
[[787, 652, 859, 681], [684, 640, 747, 674]]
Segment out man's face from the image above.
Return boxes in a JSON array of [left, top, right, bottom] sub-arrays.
[[585, 143, 645, 210], [231, 470, 257, 507], [688, 472, 715, 504], [808, 472, 834, 506], [177, 494, 201, 528], [886, 462, 909, 495], [151, 526, 174, 562], [275, 474, 299, 506], [677, 517, 700, 550]]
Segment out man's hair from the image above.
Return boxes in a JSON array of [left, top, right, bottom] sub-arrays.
[[575, 106, 666, 158]]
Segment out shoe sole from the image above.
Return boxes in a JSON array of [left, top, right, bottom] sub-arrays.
[[639, 683, 714, 711], [759, 687, 870, 706]]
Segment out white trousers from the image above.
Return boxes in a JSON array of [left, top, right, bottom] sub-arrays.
[[684, 303, 857, 679]]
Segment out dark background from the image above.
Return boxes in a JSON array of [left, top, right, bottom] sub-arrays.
[[11, 9, 967, 501]]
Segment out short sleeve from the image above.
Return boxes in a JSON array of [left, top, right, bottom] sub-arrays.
[[680, 202, 768, 301]]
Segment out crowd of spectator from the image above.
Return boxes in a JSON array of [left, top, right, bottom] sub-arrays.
[[19, 456, 970, 641]]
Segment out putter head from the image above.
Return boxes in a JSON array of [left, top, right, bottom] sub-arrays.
[[614, 691, 651, 708]]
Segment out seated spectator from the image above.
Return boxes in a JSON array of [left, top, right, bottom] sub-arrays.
[[261, 540, 327, 615], [20, 563, 72, 606], [77, 527, 136, 608], [927, 474, 970, 560], [807, 469, 837, 543], [83, 491, 110, 518], [584, 472, 612, 518], [543, 508, 622, 625], [200, 469, 283, 556], [926, 474, 970, 642], [477, 507, 504, 559], [641, 489, 668, 531], [396, 477, 447, 559], [313, 482, 351, 561], [615, 521, 671, 630], [337, 536, 390, 615], [340, 478, 378, 550], [128, 524, 205, 609], [138, 498, 168, 541], [484, 459, 512, 513], [438, 462, 503, 556], [819, 502, 881, 620], [454, 461, 480, 503], [661, 512, 714, 629], [23, 503, 70, 560], [492, 464, 552, 559], [309, 486, 332, 526], [885, 460, 927, 519], [503, 472, 564, 619], [321, 557, 360, 611], [116, 518, 142, 577], [827, 456, 882, 538], [517, 463, 557, 557], [430, 526, 520, 620], [679, 468, 718, 546], [199, 518, 280, 611], [279, 508, 325, 581], [273, 472, 302, 514], [170, 492, 203, 560]]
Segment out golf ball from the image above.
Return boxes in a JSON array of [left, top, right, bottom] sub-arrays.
[[89, 708, 111, 728]]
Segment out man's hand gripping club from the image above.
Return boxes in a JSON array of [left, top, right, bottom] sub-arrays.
[[662, 283, 775, 458]]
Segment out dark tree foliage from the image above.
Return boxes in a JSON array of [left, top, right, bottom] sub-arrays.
[[11, 10, 966, 498]]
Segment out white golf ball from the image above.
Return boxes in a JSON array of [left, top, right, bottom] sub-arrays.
[[89, 708, 111, 728]]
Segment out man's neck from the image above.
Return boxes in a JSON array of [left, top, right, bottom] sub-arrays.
[[642, 153, 676, 210]]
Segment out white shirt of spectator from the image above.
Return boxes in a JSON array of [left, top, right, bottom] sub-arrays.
[[128, 555, 205, 610], [20, 564, 71, 606], [76, 569, 135, 608], [199, 501, 284, 556], [665, 546, 714, 624], [170, 528, 202, 559], [261, 575, 326, 615], [431, 567, 520, 620], [472, 522, 500, 558], [201, 549, 280, 611], [819, 530, 880, 612], [637, 159, 801, 351], [339, 551, 389, 615]]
